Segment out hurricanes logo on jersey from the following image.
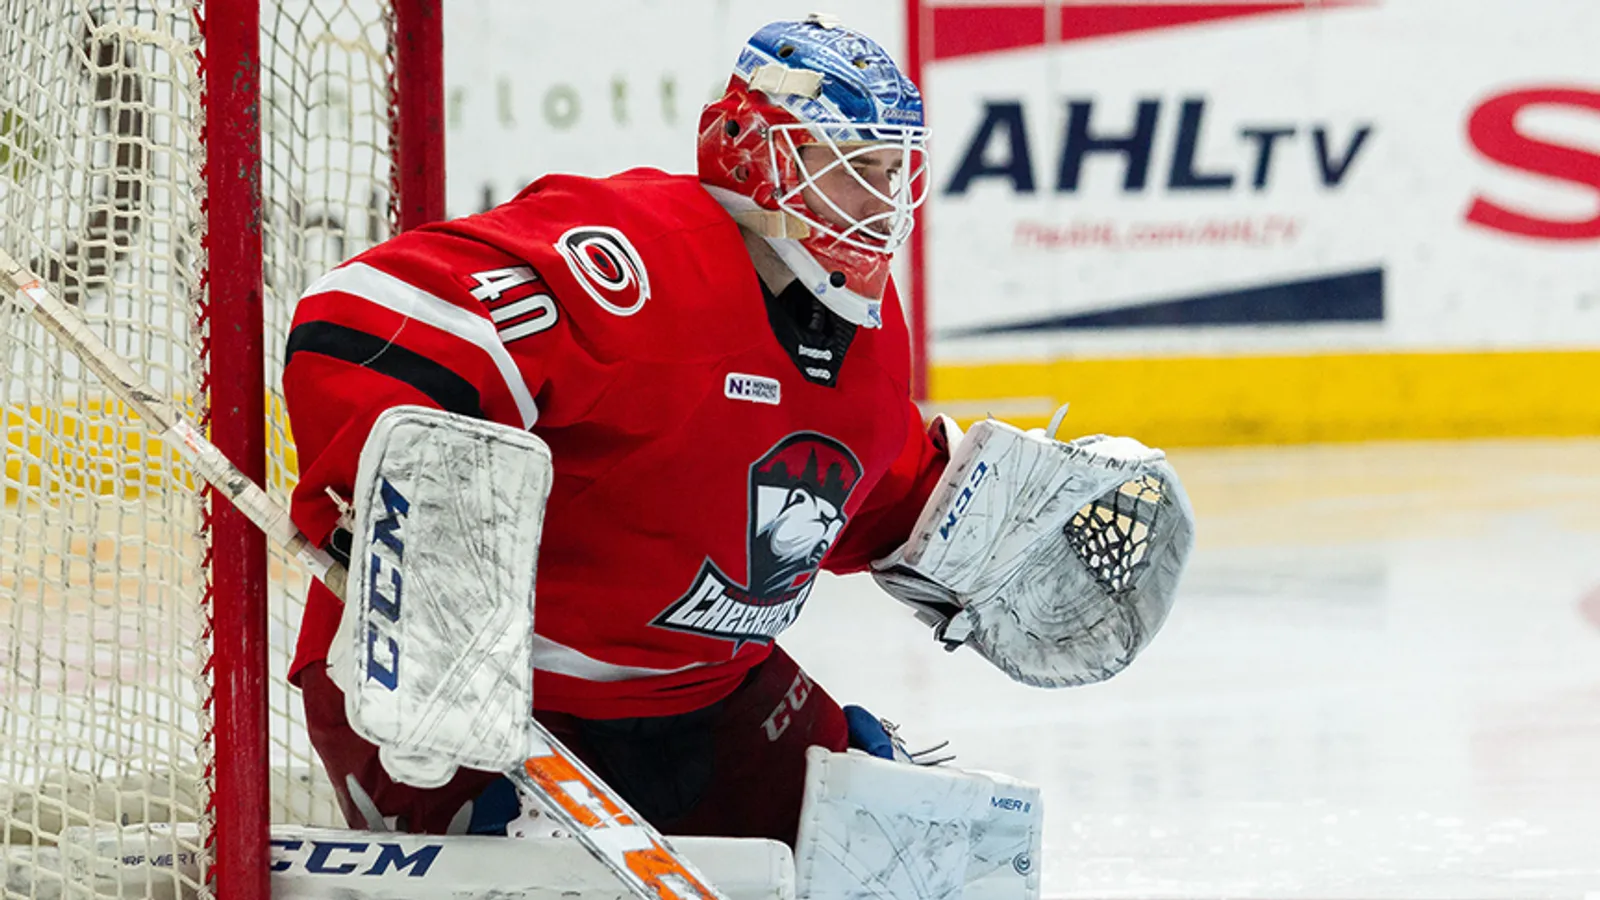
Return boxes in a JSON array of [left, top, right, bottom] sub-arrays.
[[555, 225, 650, 316], [653, 433, 863, 651]]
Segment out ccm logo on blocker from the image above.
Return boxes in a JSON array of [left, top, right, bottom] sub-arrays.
[[365, 477, 410, 690]]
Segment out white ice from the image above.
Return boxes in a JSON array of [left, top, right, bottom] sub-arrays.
[[784, 438, 1600, 900]]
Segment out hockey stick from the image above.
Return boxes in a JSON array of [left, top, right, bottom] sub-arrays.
[[0, 246, 348, 596], [0, 247, 728, 900]]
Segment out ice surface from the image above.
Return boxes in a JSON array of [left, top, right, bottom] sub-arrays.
[[784, 439, 1600, 899]]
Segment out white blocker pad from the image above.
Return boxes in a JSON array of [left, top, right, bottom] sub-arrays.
[[330, 405, 552, 788], [18, 824, 794, 900], [794, 748, 1042, 900], [872, 419, 1195, 688]]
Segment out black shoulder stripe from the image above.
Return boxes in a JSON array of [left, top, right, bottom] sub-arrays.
[[285, 321, 484, 419]]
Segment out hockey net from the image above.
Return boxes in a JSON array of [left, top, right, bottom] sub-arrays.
[[0, 1, 438, 896]]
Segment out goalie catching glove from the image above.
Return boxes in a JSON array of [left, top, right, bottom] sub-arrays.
[[872, 416, 1195, 688]]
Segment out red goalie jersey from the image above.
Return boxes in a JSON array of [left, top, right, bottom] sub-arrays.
[[284, 169, 948, 720]]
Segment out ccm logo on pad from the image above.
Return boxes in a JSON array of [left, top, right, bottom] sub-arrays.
[[271, 837, 441, 875], [725, 373, 781, 405]]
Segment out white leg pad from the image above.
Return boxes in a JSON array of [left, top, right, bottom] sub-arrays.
[[793, 748, 1042, 900], [10, 823, 794, 900]]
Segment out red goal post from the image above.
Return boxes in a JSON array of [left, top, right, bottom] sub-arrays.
[[0, 1, 441, 897]]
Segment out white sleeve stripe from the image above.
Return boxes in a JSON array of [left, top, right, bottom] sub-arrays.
[[530, 633, 708, 683], [303, 262, 540, 428]]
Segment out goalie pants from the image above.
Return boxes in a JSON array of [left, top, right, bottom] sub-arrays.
[[300, 645, 848, 846]]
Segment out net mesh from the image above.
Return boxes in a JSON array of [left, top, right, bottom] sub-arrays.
[[1063, 473, 1167, 598], [0, 0, 400, 894]]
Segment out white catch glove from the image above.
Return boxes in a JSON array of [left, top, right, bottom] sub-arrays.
[[872, 416, 1195, 688]]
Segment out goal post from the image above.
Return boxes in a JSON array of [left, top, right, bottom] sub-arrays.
[[0, 0, 442, 896], [207, 3, 272, 896]]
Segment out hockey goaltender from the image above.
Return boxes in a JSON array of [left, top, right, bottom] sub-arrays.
[[270, 13, 1195, 899]]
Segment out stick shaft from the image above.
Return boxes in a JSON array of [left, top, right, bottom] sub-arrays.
[[504, 733, 727, 900], [0, 246, 345, 595]]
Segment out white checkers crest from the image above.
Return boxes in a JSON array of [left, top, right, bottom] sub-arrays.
[[554, 225, 650, 316]]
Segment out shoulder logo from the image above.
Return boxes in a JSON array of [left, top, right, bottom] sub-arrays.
[[555, 226, 650, 316], [725, 373, 781, 405]]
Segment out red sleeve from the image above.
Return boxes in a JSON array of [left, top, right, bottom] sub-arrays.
[[283, 224, 583, 682], [823, 401, 951, 573], [283, 229, 563, 549]]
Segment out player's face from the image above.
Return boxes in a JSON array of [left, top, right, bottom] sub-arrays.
[[796, 143, 899, 239]]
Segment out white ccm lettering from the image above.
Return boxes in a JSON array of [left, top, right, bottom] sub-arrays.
[[760, 670, 815, 741]]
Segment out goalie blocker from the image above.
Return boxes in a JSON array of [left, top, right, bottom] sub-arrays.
[[872, 415, 1195, 688]]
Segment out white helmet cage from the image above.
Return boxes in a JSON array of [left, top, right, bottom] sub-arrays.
[[770, 122, 930, 254]]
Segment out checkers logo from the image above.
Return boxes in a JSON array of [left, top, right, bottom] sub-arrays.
[[653, 433, 862, 650], [725, 373, 781, 405]]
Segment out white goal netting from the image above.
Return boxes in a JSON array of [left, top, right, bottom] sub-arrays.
[[1, 1, 411, 895]]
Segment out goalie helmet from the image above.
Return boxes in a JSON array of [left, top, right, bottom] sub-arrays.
[[698, 15, 930, 328]]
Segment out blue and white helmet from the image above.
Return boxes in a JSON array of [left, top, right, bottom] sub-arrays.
[[699, 15, 930, 327]]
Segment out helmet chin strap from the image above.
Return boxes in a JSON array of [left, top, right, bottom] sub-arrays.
[[705, 184, 885, 329], [761, 236, 884, 329]]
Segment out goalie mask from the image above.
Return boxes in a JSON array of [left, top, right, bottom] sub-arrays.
[[698, 15, 930, 328]]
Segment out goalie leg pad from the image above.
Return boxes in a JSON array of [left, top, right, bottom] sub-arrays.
[[793, 748, 1042, 900], [38, 823, 795, 900], [329, 405, 552, 788]]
